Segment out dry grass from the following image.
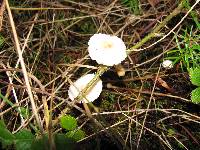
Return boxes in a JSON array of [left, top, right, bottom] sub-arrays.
[[0, 0, 200, 149]]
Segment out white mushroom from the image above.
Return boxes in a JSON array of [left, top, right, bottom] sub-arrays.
[[162, 60, 173, 69], [68, 74, 102, 103], [88, 33, 127, 66]]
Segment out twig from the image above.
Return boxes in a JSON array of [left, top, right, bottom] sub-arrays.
[[122, 113, 173, 150], [129, 0, 200, 52], [1, 63, 25, 124], [0, 0, 5, 31], [10, 7, 74, 11], [5, 0, 43, 133], [136, 65, 161, 149], [127, 1, 184, 53]]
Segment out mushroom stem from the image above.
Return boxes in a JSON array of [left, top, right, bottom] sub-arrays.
[[115, 64, 126, 77], [83, 102, 92, 118]]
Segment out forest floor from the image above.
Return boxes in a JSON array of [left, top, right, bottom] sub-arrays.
[[0, 0, 200, 150]]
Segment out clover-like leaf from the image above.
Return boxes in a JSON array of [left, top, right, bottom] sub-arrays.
[[66, 129, 85, 141], [190, 68, 200, 86], [60, 115, 77, 131], [191, 87, 200, 104]]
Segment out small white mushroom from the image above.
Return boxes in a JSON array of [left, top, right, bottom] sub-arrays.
[[88, 33, 127, 66], [162, 60, 173, 69], [68, 74, 102, 103]]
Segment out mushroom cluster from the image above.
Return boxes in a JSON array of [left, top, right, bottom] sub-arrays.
[[68, 33, 127, 103]]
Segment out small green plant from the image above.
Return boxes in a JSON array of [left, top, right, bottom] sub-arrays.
[[60, 115, 85, 142], [120, 0, 141, 15], [79, 20, 96, 34], [189, 68, 200, 103], [165, 27, 200, 71], [165, 26, 200, 104], [183, 0, 200, 29], [0, 115, 85, 149], [0, 120, 34, 150]]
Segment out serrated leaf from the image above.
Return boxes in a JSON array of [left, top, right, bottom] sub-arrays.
[[191, 87, 200, 104], [190, 68, 200, 86], [15, 129, 34, 150], [60, 115, 77, 131], [54, 133, 75, 150], [66, 129, 85, 142], [0, 120, 15, 147]]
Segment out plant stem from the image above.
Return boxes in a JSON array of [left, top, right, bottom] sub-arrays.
[[128, 1, 184, 53], [5, 0, 43, 134]]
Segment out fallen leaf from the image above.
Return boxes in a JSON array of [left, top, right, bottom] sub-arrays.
[[157, 77, 174, 93]]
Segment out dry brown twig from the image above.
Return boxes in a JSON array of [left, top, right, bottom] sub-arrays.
[[0, 0, 5, 31], [5, 0, 43, 133]]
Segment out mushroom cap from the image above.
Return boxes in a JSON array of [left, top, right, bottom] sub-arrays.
[[68, 74, 102, 103], [162, 60, 173, 69], [88, 33, 127, 66]]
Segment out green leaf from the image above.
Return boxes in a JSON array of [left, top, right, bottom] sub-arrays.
[[0, 120, 6, 128], [15, 129, 34, 140], [190, 68, 200, 86], [66, 129, 85, 142], [0, 120, 15, 147], [54, 133, 75, 150], [31, 135, 49, 150], [60, 115, 77, 131], [191, 44, 200, 50], [15, 129, 34, 150], [191, 87, 200, 104], [121, 0, 140, 15], [20, 107, 30, 119]]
